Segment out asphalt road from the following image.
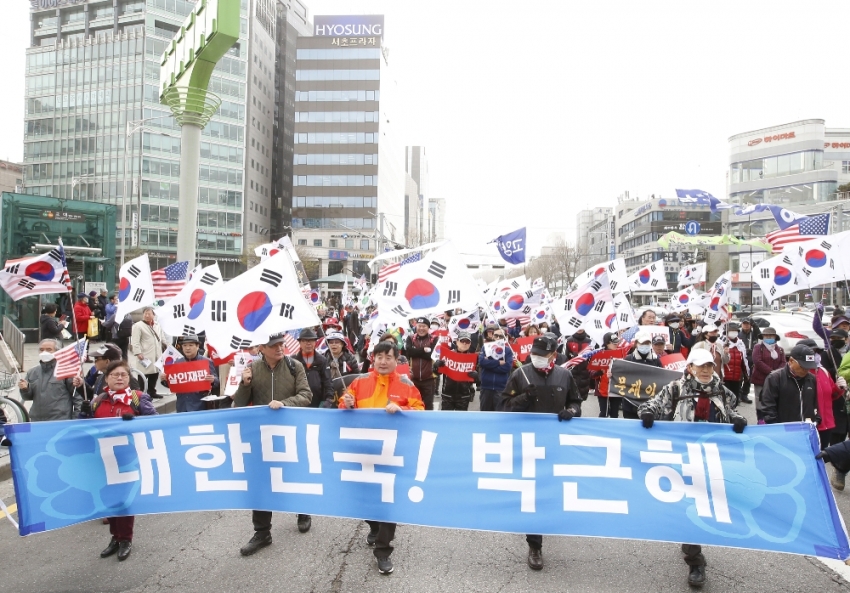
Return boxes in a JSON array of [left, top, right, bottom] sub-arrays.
[[1, 393, 850, 593]]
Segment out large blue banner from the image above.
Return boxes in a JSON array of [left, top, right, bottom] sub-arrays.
[[6, 409, 848, 559]]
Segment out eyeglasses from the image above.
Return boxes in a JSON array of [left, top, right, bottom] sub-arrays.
[[108, 373, 130, 378]]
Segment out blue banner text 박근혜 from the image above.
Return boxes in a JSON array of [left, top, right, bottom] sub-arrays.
[[6, 409, 848, 559]]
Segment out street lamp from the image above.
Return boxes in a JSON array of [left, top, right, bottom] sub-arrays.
[[121, 115, 178, 267]]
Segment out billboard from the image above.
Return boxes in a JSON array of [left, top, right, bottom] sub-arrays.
[[313, 15, 384, 40]]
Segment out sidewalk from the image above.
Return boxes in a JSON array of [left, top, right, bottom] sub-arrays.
[[0, 341, 178, 481]]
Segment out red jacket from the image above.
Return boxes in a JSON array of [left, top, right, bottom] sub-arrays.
[[813, 367, 843, 432], [750, 343, 786, 386], [73, 301, 92, 333], [723, 345, 746, 382]]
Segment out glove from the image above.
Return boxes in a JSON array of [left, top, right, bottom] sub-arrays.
[[732, 416, 747, 434], [433, 359, 445, 370], [80, 400, 92, 416], [817, 451, 831, 463], [641, 411, 655, 429], [524, 384, 538, 397], [467, 371, 479, 381], [558, 409, 576, 422], [511, 391, 532, 408], [121, 413, 135, 421]]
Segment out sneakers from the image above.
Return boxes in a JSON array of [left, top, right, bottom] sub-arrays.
[[376, 556, 393, 575], [240, 533, 272, 556], [297, 514, 312, 533], [117, 541, 132, 561], [688, 565, 705, 587], [366, 529, 379, 546], [527, 546, 544, 570], [739, 396, 752, 404], [832, 469, 846, 491]]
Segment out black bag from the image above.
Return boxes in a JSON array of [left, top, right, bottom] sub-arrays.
[[118, 315, 134, 338]]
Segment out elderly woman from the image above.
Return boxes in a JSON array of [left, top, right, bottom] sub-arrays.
[[79, 360, 157, 561], [130, 307, 167, 401]]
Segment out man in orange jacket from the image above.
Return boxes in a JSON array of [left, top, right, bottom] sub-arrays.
[[340, 339, 424, 575]]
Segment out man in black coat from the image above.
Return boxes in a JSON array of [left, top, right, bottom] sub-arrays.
[[622, 331, 663, 419], [664, 314, 693, 354], [761, 344, 819, 425], [404, 317, 440, 410], [502, 334, 582, 572], [343, 305, 362, 350]]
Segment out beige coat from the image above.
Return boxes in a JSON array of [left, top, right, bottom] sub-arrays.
[[130, 320, 166, 374]]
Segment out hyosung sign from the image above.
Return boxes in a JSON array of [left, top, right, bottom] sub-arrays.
[[313, 15, 384, 40]]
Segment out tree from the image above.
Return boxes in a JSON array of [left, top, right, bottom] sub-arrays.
[[526, 238, 588, 296]]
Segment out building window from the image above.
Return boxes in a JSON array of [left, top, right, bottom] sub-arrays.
[[360, 239, 369, 250], [843, 161, 850, 174], [329, 239, 338, 248], [297, 239, 307, 246], [313, 239, 322, 247], [345, 239, 354, 249]]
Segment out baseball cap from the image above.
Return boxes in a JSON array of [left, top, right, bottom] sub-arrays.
[[831, 329, 849, 340], [796, 338, 819, 350], [93, 344, 122, 362], [76, 292, 88, 299], [415, 316, 430, 326], [634, 331, 652, 344], [530, 334, 558, 356], [603, 332, 620, 346], [325, 331, 346, 342], [789, 344, 818, 369], [456, 331, 472, 342], [180, 333, 200, 344], [727, 321, 740, 331], [652, 335, 666, 345], [266, 333, 286, 346], [687, 349, 716, 367]]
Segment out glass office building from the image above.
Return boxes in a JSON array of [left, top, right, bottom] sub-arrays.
[[22, 0, 308, 279]]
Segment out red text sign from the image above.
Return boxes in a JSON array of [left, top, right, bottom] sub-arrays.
[[165, 360, 212, 393], [438, 349, 478, 383], [660, 353, 687, 372], [587, 347, 629, 372], [514, 336, 535, 362]]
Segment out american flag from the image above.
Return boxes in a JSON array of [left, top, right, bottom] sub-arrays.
[[283, 332, 301, 356], [54, 337, 87, 379], [378, 252, 422, 283], [766, 213, 831, 252], [562, 346, 602, 370], [151, 261, 189, 299]]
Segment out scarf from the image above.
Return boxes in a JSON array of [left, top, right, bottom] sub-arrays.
[[106, 387, 134, 407]]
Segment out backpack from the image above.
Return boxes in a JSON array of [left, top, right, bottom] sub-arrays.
[[118, 315, 133, 338]]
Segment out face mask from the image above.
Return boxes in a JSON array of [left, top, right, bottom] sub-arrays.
[[708, 335, 719, 343], [814, 354, 822, 366], [832, 341, 845, 350], [727, 332, 738, 340], [669, 322, 680, 329], [763, 338, 776, 346], [530, 354, 551, 369], [637, 345, 652, 355], [39, 351, 55, 363], [694, 373, 714, 387]]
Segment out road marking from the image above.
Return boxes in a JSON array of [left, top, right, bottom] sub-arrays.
[[818, 557, 850, 582], [0, 502, 16, 519]]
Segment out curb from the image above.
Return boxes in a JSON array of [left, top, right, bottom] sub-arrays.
[[0, 394, 178, 482]]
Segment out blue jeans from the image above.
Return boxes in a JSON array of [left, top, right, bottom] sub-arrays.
[[176, 393, 206, 413]]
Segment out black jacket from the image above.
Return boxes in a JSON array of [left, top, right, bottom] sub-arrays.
[[761, 365, 819, 425], [668, 329, 693, 354], [40, 314, 64, 340], [502, 365, 582, 415], [344, 312, 361, 346], [625, 351, 663, 368], [739, 328, 762, 359], [567, 358, 593, 399], [433, 344, 478, 401], [565, 335, 592, 359], [405, 333, 439, 382], [293, 351, 334, 407]]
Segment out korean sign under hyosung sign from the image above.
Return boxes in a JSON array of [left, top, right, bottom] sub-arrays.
[[30, 0, 87, 10], [313, 15, 384, 41]]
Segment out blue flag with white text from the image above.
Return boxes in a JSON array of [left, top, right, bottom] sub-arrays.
[[491, 227, 526, 265]]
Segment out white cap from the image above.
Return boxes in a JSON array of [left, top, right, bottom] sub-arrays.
[[634, 331, 652, 344], [687, 349, 716, 367]]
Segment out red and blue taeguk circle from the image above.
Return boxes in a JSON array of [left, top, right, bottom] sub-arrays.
[[405, 278, 441, 310], [457, 318, 471, 329], [187, 289, 207, 320], [237, 291, 273, 331], [492, 300, 501, 310], [804, 249, 827, 268], [594, 267, 606, 278], [118, 277, 132, 301], [535, 310, 547, 320], [678, 294, 690, 304], [774, 266, 793, 286], [507, 294, 524, 310], [25, 261, 54, 282], [606, 313, 616, 328], [575, 292, 595, 316], [709, 296, 721, 311], [639, 269, 651, 284]]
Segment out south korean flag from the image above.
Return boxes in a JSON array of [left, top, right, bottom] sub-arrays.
[[155, 263, 223, 337], [201, 250, 321, 357], [115, 254, 156, 321], [554, 271, 614, 337], [752, 255, 801, 304]]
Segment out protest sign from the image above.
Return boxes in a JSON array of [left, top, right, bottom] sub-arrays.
[[637, 325, 671, 344], [6, 409, 849, 560], [661, 353, 688, 372], [587, 347, 628, 372], [165, 360, 212, 394], [397, 363, 410, 376], [609, 359, 683, 403], [438, 349, 478, 382], [513, 336, 535, 362]]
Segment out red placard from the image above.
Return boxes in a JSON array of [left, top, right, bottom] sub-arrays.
[[513, 336, 535, 362], [397, 363, 410, 376], [438, 349, 478, 382], [165, 360, 212, 393], [587, 347, 629, 372], [660, 353, 687, 372]]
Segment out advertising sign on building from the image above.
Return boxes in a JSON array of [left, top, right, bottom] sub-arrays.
[[313, 15, 384, 46]]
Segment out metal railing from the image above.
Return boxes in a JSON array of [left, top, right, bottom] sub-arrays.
[[2, 316, 26, 371]]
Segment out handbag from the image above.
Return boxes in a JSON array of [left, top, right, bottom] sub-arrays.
[[87, 317, 100, 338]]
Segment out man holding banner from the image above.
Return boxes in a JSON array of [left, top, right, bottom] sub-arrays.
[[503, 334, 582, 571], [166, 334, 217, 413], [433, 331, 479, 411], [638, 348, 746, 588], [232, 333, 313, 556]]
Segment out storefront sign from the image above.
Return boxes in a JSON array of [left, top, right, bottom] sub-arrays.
[[747, 131, 796, 147], [329, 250, 349, 261], [42, 210, 85, 222], [825, 142, 850, 149]]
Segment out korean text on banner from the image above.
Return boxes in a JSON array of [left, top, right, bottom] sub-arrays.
[[165, 360, 212, 393], [6, 409, 849, 560], [609, 359, 683, 404], [513, 336, 535, 363], [661, 353, 688, 372], [587, 347, 628, 372], [438, 349, 478, 382]]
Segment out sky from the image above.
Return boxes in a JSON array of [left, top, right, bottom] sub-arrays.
[[2, 0, 849, 261]]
